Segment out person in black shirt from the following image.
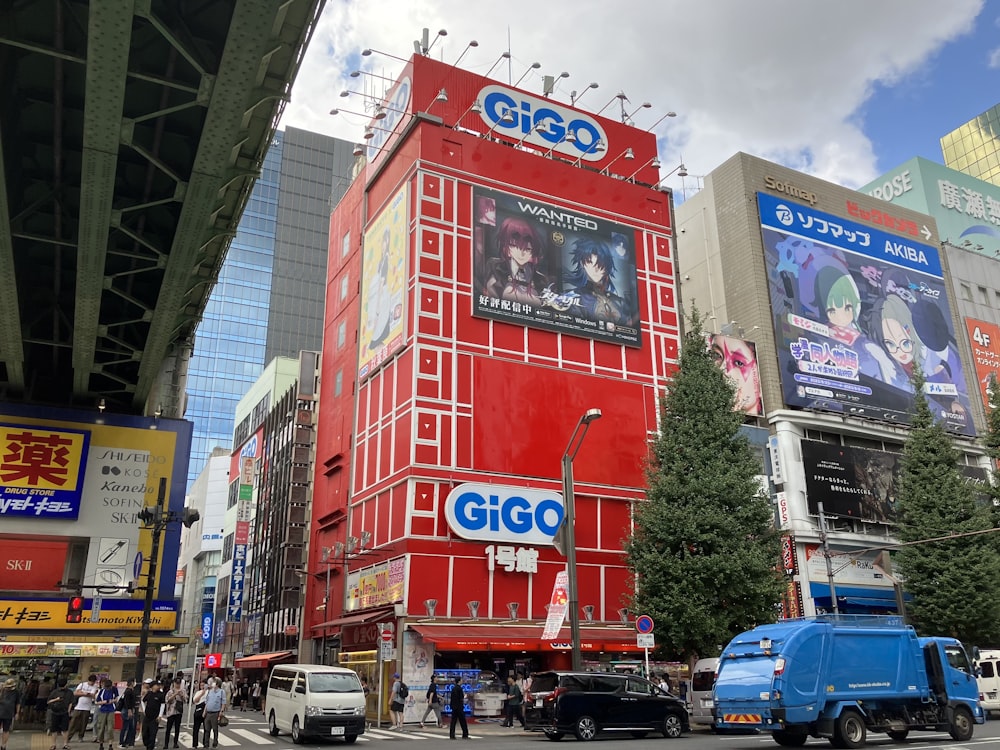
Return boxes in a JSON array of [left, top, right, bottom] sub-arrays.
[[419, 675, 442, 729], [46, 678, 75, 750], [141, 682, 165, 750], [448, 678, 468, 740], [118, 680, 137, 749]]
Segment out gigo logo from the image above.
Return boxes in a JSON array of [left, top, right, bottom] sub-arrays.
[[444, 483, 564, 545], [368, 76, 412, 161], [476, 85, 608, 162]]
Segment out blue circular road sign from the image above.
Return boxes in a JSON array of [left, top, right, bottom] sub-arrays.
[[635, 614, 655, 634]]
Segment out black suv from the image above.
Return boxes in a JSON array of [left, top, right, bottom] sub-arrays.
[[524, 671, 689, 741]]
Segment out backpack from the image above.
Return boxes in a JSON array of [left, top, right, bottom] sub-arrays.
[[397, 682, 408, 699]]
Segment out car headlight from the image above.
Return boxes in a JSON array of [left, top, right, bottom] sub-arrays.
[[353, 706, 365, 716], [305, 705, 322, 717]]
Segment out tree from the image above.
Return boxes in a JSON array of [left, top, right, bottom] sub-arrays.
[[895, 368, 1000, 644], [625, 310, 783, 662]]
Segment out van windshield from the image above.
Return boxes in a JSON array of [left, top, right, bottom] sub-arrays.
[[307, 673, 363, 693]]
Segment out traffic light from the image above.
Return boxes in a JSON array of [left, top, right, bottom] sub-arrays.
[[181, 507, 201, 528], [66, 596, 84, 623]]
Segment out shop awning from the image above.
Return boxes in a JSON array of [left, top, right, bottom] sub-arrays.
[[312, 607, 395, 630], [233, 650, 294, 670], [409, 624, 641, 652]]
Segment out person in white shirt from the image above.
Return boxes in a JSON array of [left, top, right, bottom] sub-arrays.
[[69, 675, 99, 742]]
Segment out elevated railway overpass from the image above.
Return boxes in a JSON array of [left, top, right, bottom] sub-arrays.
[[0, 0, 326, 418]]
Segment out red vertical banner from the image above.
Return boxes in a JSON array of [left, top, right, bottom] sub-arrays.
[[965, 318, 1000, 414], [782, 581, 803, 620]]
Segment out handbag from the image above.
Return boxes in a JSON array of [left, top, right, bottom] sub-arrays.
[[218, 714, 229, 727]]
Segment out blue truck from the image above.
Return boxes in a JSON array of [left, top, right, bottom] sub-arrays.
[[713, 615, 984, 747]]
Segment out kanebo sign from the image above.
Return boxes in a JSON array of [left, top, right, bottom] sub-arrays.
[[477, 85, 608, 162], [444, 483, 564, 545]]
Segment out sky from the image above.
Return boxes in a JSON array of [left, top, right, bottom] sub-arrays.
[[281, 0, 1000, 201]]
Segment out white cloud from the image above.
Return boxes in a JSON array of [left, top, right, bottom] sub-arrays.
[[282, 0, 982, 194]]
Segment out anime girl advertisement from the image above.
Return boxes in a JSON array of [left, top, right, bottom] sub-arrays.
[[359, 186, 407, 379], [759, 192, 974, 436], [472, 186, 641, 347]]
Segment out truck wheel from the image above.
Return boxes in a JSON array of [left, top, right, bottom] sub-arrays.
[[291, 716, 304, 744], [886, 730, 909, 741], [834, 710, 867, 749], [773, 729, 809, 746], [949, 706, 974, 741], [573, 715, 598, 741]]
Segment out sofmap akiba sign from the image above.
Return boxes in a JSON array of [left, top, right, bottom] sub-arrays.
[[759, 192, 974, 435]]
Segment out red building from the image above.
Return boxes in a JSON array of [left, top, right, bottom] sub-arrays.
[[308, 54, 680, 712]]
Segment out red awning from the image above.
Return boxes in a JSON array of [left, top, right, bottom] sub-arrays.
[[233, 650, 294, 670], [312, 607, 394, 630], [408, 624, 641, 652]]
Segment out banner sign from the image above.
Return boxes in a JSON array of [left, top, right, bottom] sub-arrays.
[[965, 318, 1000, 415], [541, 570, 569, 639], [473, 186, 641, 347], [0, 424, 90, 518], [0, 597, 177, 631], [759, 192, 974, 435]]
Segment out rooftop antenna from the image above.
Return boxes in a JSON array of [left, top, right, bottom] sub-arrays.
[[414, 28, 447, 56], [543, 72, 569, 98]]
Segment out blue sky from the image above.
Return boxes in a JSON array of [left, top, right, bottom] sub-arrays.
[[863, 9, 1000, 174], [284, 1, 999, 196]]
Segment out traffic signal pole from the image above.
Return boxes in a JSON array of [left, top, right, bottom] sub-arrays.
[[134, 477, 167, 685]]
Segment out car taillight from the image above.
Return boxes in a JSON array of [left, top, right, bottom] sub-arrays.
[[773, 657, 786, 676], [549, 687, 568, 702]]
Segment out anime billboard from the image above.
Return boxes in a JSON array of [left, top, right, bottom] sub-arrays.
[[707, 334, 764, 416], [759, 192, 974, 436], [472, 186, 641, 347], [359, 186, 408, 379]]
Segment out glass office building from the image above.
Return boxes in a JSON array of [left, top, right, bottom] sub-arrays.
[[184, 127, 354, 488], [941, 103, 1000, 187]]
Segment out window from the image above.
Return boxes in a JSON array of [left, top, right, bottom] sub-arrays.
[[334, 370, 343, 397], [337, 321, 346, 349], [340, 274, 349, 301], [961, 283, 973, 301], [979, 286, 990, 305], [342, 231, 351, 259]]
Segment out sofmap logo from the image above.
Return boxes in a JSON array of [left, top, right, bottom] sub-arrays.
[[368, 76, 412, 161], [444, 483, 564, 545], [476, 85, 608, 162]]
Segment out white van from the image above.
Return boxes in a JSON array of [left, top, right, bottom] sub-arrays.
[[266, 664, 367, 743], [689, 657, 719, 726], [976, 649, 1000, 715]]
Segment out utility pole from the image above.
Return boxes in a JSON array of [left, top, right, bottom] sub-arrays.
[[817, 502, 840, 615]]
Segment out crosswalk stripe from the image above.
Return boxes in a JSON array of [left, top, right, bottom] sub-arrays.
[[176, 731, 240, 747], [230, 728, 275, 744]]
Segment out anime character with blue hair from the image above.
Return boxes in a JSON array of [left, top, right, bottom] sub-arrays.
[[565, 237, 629, 324]]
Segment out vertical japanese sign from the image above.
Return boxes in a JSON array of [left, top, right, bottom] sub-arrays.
[[965, 318, 1000, 415], [541, 570, 569, 639], [0, 425, 90, 518]]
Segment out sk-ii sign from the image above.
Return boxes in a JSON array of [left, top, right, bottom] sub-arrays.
[[444, 483, 563, 545], [477, 85, 608, 162]]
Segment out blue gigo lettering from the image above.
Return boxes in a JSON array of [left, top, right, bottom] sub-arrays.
[[445, 483, 565, 545]]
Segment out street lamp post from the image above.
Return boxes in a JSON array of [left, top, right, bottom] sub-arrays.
[[559, 408, 603, 671], [135, 477, 200, 684]]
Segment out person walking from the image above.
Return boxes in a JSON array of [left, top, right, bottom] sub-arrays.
[[69, 675, 99, 742], [1, 677, 21, 750], [161, 679, 185, 750], [139, 682, 165, 750], [46, 678, 75, 750], [190, 680, 207, 749], [501, 676, 524, 728], [117, 680, 137, 750], [93, 679, 118, 750], [447, 678, 468, 740], [418, 675, 442, 729], [36, 677, 54, 725], [388, 674, 404, 730], [201, 679, 226, 749], [250, 682, 260, 713]]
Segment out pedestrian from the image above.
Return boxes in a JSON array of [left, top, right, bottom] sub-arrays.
[[1, 677, 20, 750], [47, 678, 75, 750], [501, 676, 524, 728], [388, 673, 404, 730], [93, 679, 118, 750], [162, 679, 185, 749], [236, 681, 248, 712], [140, 682, 165, 750], [447, 678, 468, 740], [190, 681, 208, 749], [117, 680, 137, 750], [69, 675, 99, 742], [36, 676, 54, 724], [19, 678, 38, 723], [201, 679, 226, 749], [250, 681, 261, 712], [418, 674, 442, 729]]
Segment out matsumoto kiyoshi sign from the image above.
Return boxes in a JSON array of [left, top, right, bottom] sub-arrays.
[[759, 192, 974, 435], [444, 483, 563, 545], [476, 85, 608, 162]]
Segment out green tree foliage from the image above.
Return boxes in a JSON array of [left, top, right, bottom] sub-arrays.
[[896, 368, 1000, 644], [625, 310, 783, 661]]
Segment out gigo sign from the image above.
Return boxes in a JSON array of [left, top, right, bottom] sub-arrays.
[[444, 483, 563, 545], [476, 85, 608, 162]]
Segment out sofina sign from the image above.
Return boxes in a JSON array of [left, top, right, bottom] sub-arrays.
[[444, 483, 564, 545]]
